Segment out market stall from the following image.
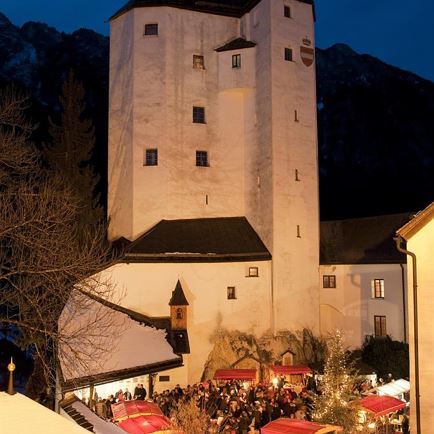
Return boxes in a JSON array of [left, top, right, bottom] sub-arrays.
[[112, 400, 177, 434], [270, 365, 312, 386], [358, 395, 406, 433], [376, 379, 409, 401], [213, 368, 257, 385], [261, 418, 343, 434]]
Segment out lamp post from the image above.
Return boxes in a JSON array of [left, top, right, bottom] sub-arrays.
[[7, 357, 16, 395]]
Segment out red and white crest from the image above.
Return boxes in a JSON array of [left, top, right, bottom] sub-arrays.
[[300, 46, 315, 67]]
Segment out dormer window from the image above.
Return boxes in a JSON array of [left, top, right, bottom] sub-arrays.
[[144, 23, 158, 36]]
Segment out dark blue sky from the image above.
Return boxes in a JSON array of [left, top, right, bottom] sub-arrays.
[[0, 0, 433, 81]]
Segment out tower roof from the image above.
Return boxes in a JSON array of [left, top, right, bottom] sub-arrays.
[[169, 280, 189, 306], [110, 0, 314, 21]]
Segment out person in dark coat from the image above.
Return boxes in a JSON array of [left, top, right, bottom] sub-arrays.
[[134, 384, 147, 400]]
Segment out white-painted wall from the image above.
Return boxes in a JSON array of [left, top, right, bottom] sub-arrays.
[[101, 259, 272, 386], [108, 0, 319, 336], [320, 264, 407, 348], [405, 219, 434, 433]]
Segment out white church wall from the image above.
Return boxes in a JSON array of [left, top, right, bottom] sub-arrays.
[[109, 7, 249, 241], [247, 0, 320, 332], [101, 260, 272, 383], [108, 11, 135, 240], [107, 0, 320, 381], [320, 264, 407, 348]]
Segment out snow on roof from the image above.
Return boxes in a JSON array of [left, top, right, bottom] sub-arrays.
[[70, 400, 126, 434], [0, 392, 90, 434], [59, 291, 181, 386]]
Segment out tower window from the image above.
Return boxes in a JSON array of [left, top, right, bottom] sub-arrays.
[[176, 308, 183, 320], [144, 23, 158, 36], [284, 5, 291, 18], [144, 149, 158, 166], [285, 48, 293, 62], [248, 267, 259, 277], [193, 106, 206, 124], [193, 55, 205, 70], [374, 315, 387, 337], [232, 54, 241, 68], [372, 279, 385, 299], [227, 286, 236, 300], [196, 151, 209, 167], [294, 110, 299, 122], [323, 275, 336, 288]]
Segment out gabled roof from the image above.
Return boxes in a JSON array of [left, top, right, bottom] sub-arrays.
[[215, 37, 256, 52], [59, 291, 183, 391], [123, 217, 271, 262], [169, 280, 189, 306], [320, 213, 413, 265], [110, 0, 314, 21], [396, 201, 434, 240]]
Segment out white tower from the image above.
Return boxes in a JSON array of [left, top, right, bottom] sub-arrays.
[[108, 0, 319, 332]]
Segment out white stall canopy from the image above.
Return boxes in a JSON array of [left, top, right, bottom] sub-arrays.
[[376, 379, 410, 397]]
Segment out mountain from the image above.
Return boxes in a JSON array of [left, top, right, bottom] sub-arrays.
[[0, 13, 109, 205], [0, 12, 433, 219], [316, 43, 434, 219]]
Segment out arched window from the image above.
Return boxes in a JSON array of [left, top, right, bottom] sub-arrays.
[[176, 308, 183, 320]]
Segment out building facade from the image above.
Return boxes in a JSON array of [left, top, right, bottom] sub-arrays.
[[397, 202, 434, 434], [103, 0, 408, 392], [320, 214, 410, 349]]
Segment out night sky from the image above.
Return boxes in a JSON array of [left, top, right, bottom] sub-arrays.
[[0, 0, 433, 81]]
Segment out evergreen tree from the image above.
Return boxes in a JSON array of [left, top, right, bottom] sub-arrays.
[[45, 71, 102, 229], [313, 331, 360, 432]]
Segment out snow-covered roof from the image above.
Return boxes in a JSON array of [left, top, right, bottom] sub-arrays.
[[59, 291, 182, 390], [0, 392, 90, 434], [70, 400, 126, 434]]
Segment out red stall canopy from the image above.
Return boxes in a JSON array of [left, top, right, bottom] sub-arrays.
[[359, 395, 406, 417], [112, 400, 163, 421], [112, 400, 178, 434], [261, 418, 343, 434], [118, 415, 173, 434], [271, 365, 312, 376], [214, 369, 257, 381]]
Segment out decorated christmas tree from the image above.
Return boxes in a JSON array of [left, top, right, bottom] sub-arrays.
[[313, 331, 360, 432]]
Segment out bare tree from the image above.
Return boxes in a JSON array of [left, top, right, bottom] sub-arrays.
[[0, 88, 119, 395]]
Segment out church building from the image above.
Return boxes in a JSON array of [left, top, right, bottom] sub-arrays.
[[58, 0, 408, 399], [104, 0, 319, 389]]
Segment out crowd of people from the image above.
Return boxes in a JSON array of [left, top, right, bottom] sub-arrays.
[[94, 376, 318, 433], [154, 378, 316, 433], [91, 375, 408, 434]]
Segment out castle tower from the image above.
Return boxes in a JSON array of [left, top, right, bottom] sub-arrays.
[[108, 0, 319, 332]]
